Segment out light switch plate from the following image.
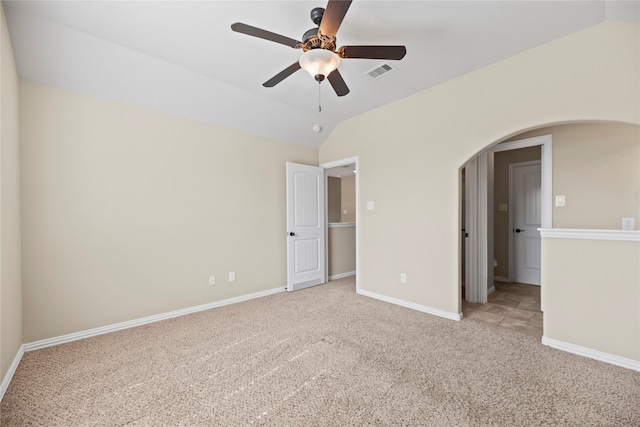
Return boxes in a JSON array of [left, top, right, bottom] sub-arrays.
[[367, 201, 375, 211], [498, 203, 508, 212], [555, 195, 566, 207]]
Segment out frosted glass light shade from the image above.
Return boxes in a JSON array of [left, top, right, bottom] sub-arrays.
[[299, 49, 340, 80]]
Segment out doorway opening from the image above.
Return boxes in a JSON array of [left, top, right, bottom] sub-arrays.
[[321, 157, 360, 292], [285, 158, 359, 292], [461, 134, 551, 337]]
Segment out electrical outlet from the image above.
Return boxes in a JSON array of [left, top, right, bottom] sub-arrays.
[[229, 272, 235, 282], [209, 276, 216, 286], [622, 218, 635, 230], [400, 273, 407, 284]]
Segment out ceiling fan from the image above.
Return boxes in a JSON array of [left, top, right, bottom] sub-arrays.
[[231, 0, 406, 97]]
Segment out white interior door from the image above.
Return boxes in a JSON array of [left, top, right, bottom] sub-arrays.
[[512, 162, 541, 285], [464, 160, 477, 302], [286, 162, 326, 291], [465, 154, 490, 304]]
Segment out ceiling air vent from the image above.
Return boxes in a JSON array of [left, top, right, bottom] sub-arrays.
[[366, 62, 396, 79]]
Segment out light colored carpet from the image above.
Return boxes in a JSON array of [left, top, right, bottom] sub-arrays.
[[2, 276, 639, 426]]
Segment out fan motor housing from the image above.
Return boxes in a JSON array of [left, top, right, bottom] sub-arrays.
[[300, 7, 338, 52], [301, 28, 336, 52]]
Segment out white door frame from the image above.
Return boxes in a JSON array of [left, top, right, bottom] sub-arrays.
[[466, 135, 553, 311], [319, 156, 360, 292], [489, 134, 552, 226]]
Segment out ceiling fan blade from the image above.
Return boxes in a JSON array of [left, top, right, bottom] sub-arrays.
[[319, 0, 352, 38], [231, 23, 301, 48], [338, 45, 407, 60], [327, 69, 350, 97], [263, 62, 302, 87]]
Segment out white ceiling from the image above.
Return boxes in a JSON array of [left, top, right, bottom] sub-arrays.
[[4, 1, 638, 148]]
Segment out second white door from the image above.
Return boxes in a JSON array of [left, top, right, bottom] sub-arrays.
[[512, 162, 541, 285]]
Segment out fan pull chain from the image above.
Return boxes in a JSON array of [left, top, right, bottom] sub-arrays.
[[318, 80, 322, 113]]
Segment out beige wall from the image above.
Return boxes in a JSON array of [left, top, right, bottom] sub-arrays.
[[19, 81, 317, 342], [328, 176, 355, 223], [319, 22, 639, 359], [512, 123, 640, 229], [328, 226, 356, 277], [328, 177, 341, 223], [542, 238, 639, 361], [340, 176, 356, 223], [0, 4, 22, 383], [493, 146, 541, 279]]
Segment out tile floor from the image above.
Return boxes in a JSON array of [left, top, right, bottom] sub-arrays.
[[462, 281, 543, 337]]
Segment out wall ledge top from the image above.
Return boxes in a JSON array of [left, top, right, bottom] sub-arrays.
[[329, 222, 356, 228], [539, 228, 640, 241]]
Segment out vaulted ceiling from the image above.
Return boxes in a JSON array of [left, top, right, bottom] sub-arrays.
[[4, 1, 638, 147]]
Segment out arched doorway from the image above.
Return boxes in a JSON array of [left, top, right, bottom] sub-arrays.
[[460, 121, 639, 340]]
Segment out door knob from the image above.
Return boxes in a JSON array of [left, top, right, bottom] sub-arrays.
[[289, 232, 295, 236], [514, 228, 525, 233]]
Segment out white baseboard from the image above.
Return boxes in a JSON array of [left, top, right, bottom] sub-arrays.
[[542, 336, 640, 372], [329, 271, 356, 280], [358, 289, 462, 321], [24, 286, 286, 352], [487, 285, 495, 294], [0, 344, 25, 402]]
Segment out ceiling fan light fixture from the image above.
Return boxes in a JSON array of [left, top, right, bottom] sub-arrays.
[[299, 49, 340, 81]]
